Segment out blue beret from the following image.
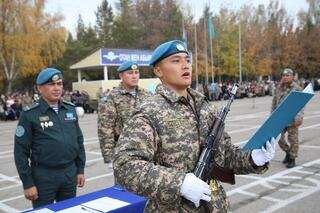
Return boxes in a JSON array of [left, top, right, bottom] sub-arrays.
[[117, 61, 139, 73], [149, 40, 189, 66], [36, 68, 62, 85]]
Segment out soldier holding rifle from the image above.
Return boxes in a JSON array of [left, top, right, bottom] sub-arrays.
[[113, 40, 280, 212]]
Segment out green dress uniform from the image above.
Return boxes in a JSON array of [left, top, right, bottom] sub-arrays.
[[14, 97, 86, 208]]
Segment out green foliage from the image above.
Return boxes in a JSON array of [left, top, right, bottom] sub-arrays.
[[95, 0, 114, 47]]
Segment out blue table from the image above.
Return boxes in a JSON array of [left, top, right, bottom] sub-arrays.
[[28, 186, 147, 213]]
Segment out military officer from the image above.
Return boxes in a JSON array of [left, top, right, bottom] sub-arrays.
[[14, 68, 86, 208], [271, 68, 303, 168], [113, 40, 280, 212], [97, 61, 151, 167]]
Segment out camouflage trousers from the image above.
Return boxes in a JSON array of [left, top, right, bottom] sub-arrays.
[[278, 126, 299, 158]]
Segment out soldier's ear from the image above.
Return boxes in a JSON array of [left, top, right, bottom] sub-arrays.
[[119, 72, 124, 80], [36, 85, 42, 94], [153, 66, 163, 78]]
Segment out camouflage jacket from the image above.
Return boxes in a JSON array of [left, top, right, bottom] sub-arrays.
[[271, 81, 303, 124], [114, 84, 267, 212], [97, 83, 151, 163]]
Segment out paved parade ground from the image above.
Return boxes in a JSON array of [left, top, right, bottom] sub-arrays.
[[0, 92, 319, 212]]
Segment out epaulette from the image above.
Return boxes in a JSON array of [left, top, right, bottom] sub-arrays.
[[62, 100, 75, 107], [23, 102, 39, 111]]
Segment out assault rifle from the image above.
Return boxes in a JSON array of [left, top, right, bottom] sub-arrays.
[[194, 84, 238, 185]]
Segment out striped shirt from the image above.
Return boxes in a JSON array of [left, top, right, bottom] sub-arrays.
[[51, 104, 59, 114]]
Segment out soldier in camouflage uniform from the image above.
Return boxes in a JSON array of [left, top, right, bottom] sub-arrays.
[[113, 40, 280, 212], [97, 61, 151, 167], [21, 92, 33, 110], [271, 68, 303, 168]]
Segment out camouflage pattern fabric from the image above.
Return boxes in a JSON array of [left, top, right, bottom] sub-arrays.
[[21, 95, 33, 109], [271, 81, 303, 158], [278, 126, 299, 158], [114, 84, 268, 212], [97, 83, 151, 163]]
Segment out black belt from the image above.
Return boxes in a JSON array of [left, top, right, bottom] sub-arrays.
[[31, 161, 74, 170]]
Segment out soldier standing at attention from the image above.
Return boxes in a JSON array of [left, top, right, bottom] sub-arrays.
[[14, 68, 86, 208], [113, 40, 280, 212], [272, 68, 303, 168], [97, 61, 151, 168]]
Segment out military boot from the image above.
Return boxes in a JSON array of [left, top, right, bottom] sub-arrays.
[[282, 152, 290, 164], [286, 158, 296, 168]]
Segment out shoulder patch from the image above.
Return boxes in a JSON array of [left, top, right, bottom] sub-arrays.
[[62, 100, 75, 106], [15, 125, 25, 137], [23, 103, 39, 111]]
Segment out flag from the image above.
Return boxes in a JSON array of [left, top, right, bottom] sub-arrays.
[[182, 18, 187, 47], [208, 17, 215, 39], [182, 27, 187, 47]]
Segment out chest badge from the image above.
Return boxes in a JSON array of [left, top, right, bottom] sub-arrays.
[[65, 112, 76, 121], [39, 116, 49, 122], [40, 121, 54, 130]]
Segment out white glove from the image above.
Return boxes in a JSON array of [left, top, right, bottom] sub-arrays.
[[180, 173, 211, 207], [75, 106, 85, 118], [251, 135, 281, 166]]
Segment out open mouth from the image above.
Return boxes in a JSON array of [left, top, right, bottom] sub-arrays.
[[182, 72, 191, 77]]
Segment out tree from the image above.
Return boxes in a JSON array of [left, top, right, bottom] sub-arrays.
[[296, 0, 320, 78], [135, 0, 164, 48], [212, 8, 239, 78], [54, 19, 100, 89], [95, 0, 114, 47], [112, 0, 140, 48], [76, 14, 86, 41], [0, 0, 66, 93]]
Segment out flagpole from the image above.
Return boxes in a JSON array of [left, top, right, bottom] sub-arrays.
[[182, 17, 187, 48], [208, 2, 214, 84], [239, 15, 242, 83], [210, 28, 214, 83], [194, 23, 199, 90], [217, 40, 220, 83], [204, 17, 208, 85]]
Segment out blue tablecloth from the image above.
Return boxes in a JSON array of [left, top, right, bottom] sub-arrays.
[[29, 186, 147, 212]]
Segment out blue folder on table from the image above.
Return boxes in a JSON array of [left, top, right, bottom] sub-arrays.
[[27, 185, 147, 213], [243, 84, 314, 150]]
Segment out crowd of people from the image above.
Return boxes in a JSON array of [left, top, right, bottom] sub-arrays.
[[1, 77, 319, 122], [199, 80, 275, 101], [0, 90, 96, 121], [200, 77, 320, 102], [0, 92, 36, 121]]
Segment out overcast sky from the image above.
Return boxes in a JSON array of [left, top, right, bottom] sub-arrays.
[[45, 0, 309, 34]]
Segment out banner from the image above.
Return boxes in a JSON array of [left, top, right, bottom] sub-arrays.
[[101, 48, 153, 66]]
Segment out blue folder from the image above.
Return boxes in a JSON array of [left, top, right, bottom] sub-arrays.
[[243, 84, 314, 150]]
